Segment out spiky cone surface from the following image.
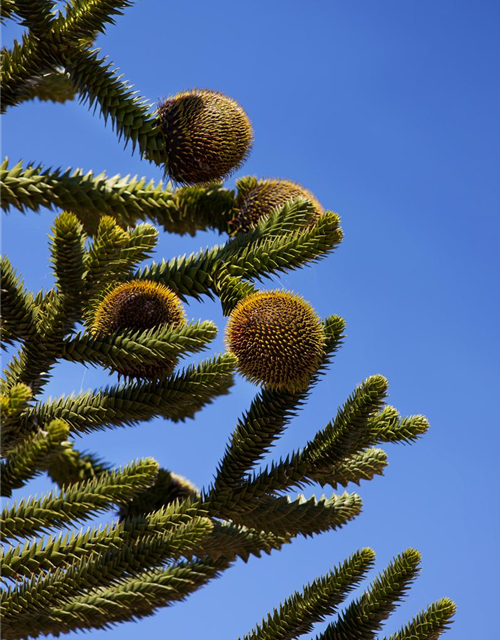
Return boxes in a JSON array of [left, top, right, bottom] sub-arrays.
[[225, 290, 326, 392], [231, 177, 324, 233], [157, 89, 253, 185], [90, 280, 186, 379]]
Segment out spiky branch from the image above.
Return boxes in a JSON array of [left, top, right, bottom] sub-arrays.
[[0, 2, 454, 638]]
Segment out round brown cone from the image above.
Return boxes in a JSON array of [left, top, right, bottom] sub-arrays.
[[158, 89, 253, 185], [90, 280, 186, 379], [231, 178, 324, 233]]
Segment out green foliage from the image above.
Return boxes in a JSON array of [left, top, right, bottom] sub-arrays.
[[1, 458, 159, 541], [14, 0, 56, 35], [382, 598, 457, 640], [0, 419, 69, 497], [49, 212, 86, 299], [1, 558, 229, 640], [45, 442, 111, 487], [209, 315, 345, 508], [1, 32, 58, 112], [0, 158, 237, 235], [117, 468, 200, 518], [1, 498, 205, 580], [62, 46, 164, 160], [241, 549, 375, 640], [1, 0, 18, 24], [54, 0, 135, 41], [16, 353, 235, 437], [20, 68, 77, 103], [0, 256, 37, 345], [239, 550, 455, 640], [0, 2, 454, 639], [316, 548, 422, 639], [2, 517, 213, 625], [324, 447, 389, 490], [61, 320, 218, 373], [224, 491, 363, 539]]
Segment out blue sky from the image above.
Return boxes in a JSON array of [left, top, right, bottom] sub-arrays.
[[2, 1, 499, 638]]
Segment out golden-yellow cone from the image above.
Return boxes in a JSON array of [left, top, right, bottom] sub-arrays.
[[225, 290, 325, 392]]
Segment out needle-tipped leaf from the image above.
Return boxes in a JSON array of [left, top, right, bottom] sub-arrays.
[[1, 419, 69, 497], [54, 0, 134, 42], [222, 492, 362, 539], [2, 558, 229, 640], [241, 549, 376, 640], [315, 549, 422, 640], [19, 353, 235, 435], [49, 212, 86, 298], [0, 255, 37, 344], [1, 499, 208, 581], [2, 517, 214, 623], [60, 321, 217, 373], [0, 458, 158, 542], [382, 598, 456, 640], [210, 316, 345, 503]]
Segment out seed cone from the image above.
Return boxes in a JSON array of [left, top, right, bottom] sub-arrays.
[[225, 290, 325, 392], [118, 469, 199, 520], [158, 89, 253, 185], [231, 178, 324, 233], [90, 280, 186, 379]]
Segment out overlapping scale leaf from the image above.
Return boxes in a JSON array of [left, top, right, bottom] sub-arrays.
[[1, 458, 158, 541], [19, 353, 236, 435]]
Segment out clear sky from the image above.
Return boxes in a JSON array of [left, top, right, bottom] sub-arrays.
[[2, 1, 499, 638]]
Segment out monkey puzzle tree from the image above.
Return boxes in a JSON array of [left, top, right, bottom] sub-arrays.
[[0, 2, 456, 639]]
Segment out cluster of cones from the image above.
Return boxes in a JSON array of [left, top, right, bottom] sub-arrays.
[[90, 88, 328, 392]]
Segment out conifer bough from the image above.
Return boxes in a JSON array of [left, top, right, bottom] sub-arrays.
[[0, 2, 455, 639]]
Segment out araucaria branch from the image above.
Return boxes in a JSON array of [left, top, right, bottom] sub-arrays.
[[0, 2, 455, 639]]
